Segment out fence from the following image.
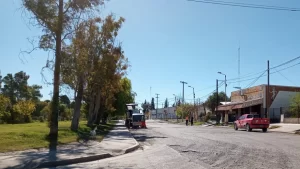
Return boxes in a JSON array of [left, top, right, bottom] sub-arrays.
[[269, 107, 300, 124]]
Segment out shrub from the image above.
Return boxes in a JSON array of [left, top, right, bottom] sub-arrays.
[[204, 112, 211, 122], [39, 116, 45, 122]]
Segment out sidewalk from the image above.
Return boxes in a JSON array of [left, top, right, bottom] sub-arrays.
[[269, 123, 300, 134], [0, 120, 139, 169]]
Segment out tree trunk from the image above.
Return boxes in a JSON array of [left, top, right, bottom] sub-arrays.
[[87, 91, 95, 126], [92, 89, 101, 124], [49, 0, 63, 140], [71, 76, 84, 131]]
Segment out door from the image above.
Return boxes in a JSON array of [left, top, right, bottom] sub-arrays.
[[237, 115, 245, 128]]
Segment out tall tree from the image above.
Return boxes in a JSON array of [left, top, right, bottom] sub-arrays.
[[13, 100, 36, 123], [112, 78, 134, 117], [1, 72, 42, 103], [142, 100, 150, 113], [164, 98, 169, 108], [205, 91, 229, 114], [0, 95, 11, 123], [151, 97, 155, 110], [59, 95, 70, 106], [22, 0, 105, 138], [175, 103, 195, 119], [289, 93, 300, 117], [84, 15, 127, 126]]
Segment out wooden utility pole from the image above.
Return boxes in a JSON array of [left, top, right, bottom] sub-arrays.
[[216, 79, 219, 124]]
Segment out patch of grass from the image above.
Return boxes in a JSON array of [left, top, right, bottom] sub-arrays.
[[0, 121, 116, 152], [193, 122, 204, 126], [269, 125, 281, 129]]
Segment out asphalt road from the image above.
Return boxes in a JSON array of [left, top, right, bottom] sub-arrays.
[[57, 120, 300, 169]]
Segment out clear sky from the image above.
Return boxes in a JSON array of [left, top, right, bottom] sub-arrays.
[[1, 0, 300, 108]]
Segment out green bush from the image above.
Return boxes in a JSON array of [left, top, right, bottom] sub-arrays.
[[39, 116, 45, 122], [204, 112, 211, 122]]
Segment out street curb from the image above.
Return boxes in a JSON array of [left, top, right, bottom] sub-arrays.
[[268, 130, 297, 135], [34, 153, 113, 168], [12, 121, 140, 169], [124, 129, 140, 154], [124, 140, 139, 154]]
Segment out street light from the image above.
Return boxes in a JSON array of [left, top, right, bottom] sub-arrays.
[[234, 87, 243, 97], [188, 86, 195, 105], [173, 94, 177, 106], [218, 72, 227, 104], [180, 81, 188, 103], [188, 85, 196, 120]]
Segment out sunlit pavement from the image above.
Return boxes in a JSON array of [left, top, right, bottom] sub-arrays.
[[57, 120, 300, 169]]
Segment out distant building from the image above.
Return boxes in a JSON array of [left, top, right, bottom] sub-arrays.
[[150, 105, 211, 120]]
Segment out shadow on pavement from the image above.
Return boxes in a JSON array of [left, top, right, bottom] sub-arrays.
[[131, 133, 167, 142]]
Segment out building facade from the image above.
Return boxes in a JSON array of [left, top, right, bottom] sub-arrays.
[[217, 84, 300, 123]]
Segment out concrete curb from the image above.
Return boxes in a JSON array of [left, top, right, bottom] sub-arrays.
[[268, 130, 297, 134], [124, 139, 139, 154], [13, 121, 140, 169], [124, 128, 140, 154], [32, 153, 113, 168]]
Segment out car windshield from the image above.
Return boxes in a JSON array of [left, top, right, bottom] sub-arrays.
[[133, 115, 144, 121]]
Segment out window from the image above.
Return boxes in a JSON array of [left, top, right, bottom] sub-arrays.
[[238, 115, 244, 120], [247, 114, 259, 118]]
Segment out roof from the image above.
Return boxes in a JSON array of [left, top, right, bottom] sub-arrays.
[[217, 98, 263, 111]]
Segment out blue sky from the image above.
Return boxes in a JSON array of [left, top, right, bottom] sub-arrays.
[[1, 0, 300, 108]]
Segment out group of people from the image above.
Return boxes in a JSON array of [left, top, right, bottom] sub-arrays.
[[185, 115, 194, 126]]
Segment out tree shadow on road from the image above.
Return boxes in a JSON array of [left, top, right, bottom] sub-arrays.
[[131, 133, 167, 142]]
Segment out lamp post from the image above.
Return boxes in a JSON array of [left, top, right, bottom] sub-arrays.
[[188, 86, 196, 120], [180, 81, 187, 122]]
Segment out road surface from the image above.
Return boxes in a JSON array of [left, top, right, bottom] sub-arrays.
[[57, 120, 300, 169]]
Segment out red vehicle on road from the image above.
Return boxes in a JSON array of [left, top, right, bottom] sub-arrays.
[[234, 114, 270, 132]]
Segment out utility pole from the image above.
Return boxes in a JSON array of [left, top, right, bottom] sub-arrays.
[[0, 70, 2, 90], [180, 81, 188, 103], [173, 94, 178, 122], [266, 60, 270, 118], [216, 79, 219, 124], [218, 72, 227, 104], [188, 85, 196, 120], [155, 93, 159, 119]]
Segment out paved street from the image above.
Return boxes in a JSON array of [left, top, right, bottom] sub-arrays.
[[57, 120, 300, 169]]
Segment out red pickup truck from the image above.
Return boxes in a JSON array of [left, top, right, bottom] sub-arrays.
[[234, 114, 270, 132]]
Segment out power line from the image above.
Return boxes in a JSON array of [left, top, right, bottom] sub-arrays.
[[187, 0, 300, 12], [270, 56, 300, 70], [272, 67, 296, 86], [228, 56, 300, 83], [244, 70, 267, 88]]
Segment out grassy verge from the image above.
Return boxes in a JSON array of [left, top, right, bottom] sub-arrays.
[[269, 125, 281, 129], [194, 122, 204, 126], [0, 120, 116, 153]]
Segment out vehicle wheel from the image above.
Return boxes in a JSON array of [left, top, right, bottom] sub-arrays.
[[234, 123, 238, 130], [246, 124, 252, 132], [262, 128, 267, 132]]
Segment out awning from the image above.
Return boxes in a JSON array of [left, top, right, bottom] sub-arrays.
[[217, 98, 263, 111], [217, 103, 243, 111]]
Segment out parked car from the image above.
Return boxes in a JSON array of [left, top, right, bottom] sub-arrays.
[[234, 114, 270, 132]]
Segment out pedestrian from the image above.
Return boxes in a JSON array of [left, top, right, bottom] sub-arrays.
[[191, 116, 194, 126], [185, 116, 189, 126]]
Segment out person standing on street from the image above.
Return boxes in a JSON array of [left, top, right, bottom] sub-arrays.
[[185, 116, 189, 126], [191, 116, 194, 126]]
